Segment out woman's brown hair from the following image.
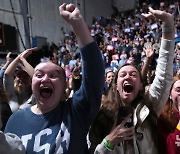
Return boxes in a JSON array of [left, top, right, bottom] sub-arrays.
[[160, 75, 180, 132], [102, 63, 145, 124]]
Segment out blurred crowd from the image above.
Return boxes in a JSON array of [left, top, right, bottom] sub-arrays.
[[48, 1, 180, 77], [0, 1, 179, 154]]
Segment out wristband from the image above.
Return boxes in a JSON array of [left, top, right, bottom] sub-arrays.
[[103, 137, 114, 151], [162, 26, 174, 33]]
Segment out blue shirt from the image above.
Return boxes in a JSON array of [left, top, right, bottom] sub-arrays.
[[5, 42, 105, 154]]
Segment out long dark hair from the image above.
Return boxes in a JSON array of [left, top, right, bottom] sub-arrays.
[[102, 63, 147, 125], [160, 75, 180, 132], [106, 64, 145, 107]]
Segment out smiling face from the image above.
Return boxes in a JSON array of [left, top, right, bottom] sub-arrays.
[[170, 80, 180, 111], [105, 71, 115, 86], [14, 70, 32, 94], [116, 65, 142, 105], [32, 62, 66, 113]]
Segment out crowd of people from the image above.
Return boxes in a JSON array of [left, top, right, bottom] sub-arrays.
[[0, 1, 179, 154]]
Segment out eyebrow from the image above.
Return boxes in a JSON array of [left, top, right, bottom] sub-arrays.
[[119, 70, 138, 74], [34, 69, 61, 75]]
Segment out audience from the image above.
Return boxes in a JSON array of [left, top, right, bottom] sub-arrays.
[[0, 1, 179, 154], [3, 49, 36, 112]]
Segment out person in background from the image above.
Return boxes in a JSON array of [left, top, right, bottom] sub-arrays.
[[3, 48, 36, 112], [140, 44, 155, 90], [0, 52, 11, 84], [166, 76, 180, 154], [4, 3, 104, 154], [66, 66, 82, 98], [94, 7, 175, 154], [158, 75, 180, 154], [0, 75, 24, 153], [104, 69, 115, 95]]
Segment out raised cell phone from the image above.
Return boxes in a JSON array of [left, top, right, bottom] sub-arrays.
[[117, 106, 134, 128]]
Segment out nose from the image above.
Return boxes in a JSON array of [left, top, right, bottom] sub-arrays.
[[124, 73, 131, 79], [110, 77, 114, 82], [41, 74, 50, 82]]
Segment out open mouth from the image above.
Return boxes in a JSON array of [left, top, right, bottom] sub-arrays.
[[40, 86, 53, 98], [123, 83, 133, 93]]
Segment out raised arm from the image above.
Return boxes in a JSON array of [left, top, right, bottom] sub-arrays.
[[142, 7, 174, 40], [19, 48, 38, 77], [142, 7, 175, 116], [59, 3, 93, 47], [2, 52, 12, 70], [0, 52, 12, 82], [141, 45, 155, 81], [4, 48, 37, 78], [59, 3, 104, 122]]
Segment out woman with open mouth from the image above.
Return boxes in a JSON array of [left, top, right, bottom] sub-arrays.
[[94, 7, 175, 154]]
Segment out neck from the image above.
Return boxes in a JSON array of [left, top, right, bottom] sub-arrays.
[[31, 102, 60, 115], [31, 105, 44, 114]]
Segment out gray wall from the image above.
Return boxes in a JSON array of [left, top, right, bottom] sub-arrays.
[[114, 0, 136, 12], [0, 0, 135, 52]]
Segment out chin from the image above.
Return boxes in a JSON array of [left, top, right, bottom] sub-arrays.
[[122, 97, 133, 105]]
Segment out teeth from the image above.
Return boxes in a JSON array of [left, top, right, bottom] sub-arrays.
[[40, 86, 50, 89]]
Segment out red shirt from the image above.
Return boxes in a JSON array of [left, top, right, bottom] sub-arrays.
[[167, 123, 180, 154]]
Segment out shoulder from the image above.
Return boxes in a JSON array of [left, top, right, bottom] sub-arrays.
[[9, 107, 30, 120]]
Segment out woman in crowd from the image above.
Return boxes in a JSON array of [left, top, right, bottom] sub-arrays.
[[66, 66, 82, 98], [4, 3, 104, 154], [163, 75, 180, 154], [3, 48, 36, 112], [94, 7, 175, 154], [104, 69, 115, 94]]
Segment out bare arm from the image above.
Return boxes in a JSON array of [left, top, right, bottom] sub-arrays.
[[141, 45, 154, 80], [19, 48, 38, 77], [4, 48, 37, 77], [2, 52, 12, 69], [142, 7, 174, 40], [4, 55, 21, 77]]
